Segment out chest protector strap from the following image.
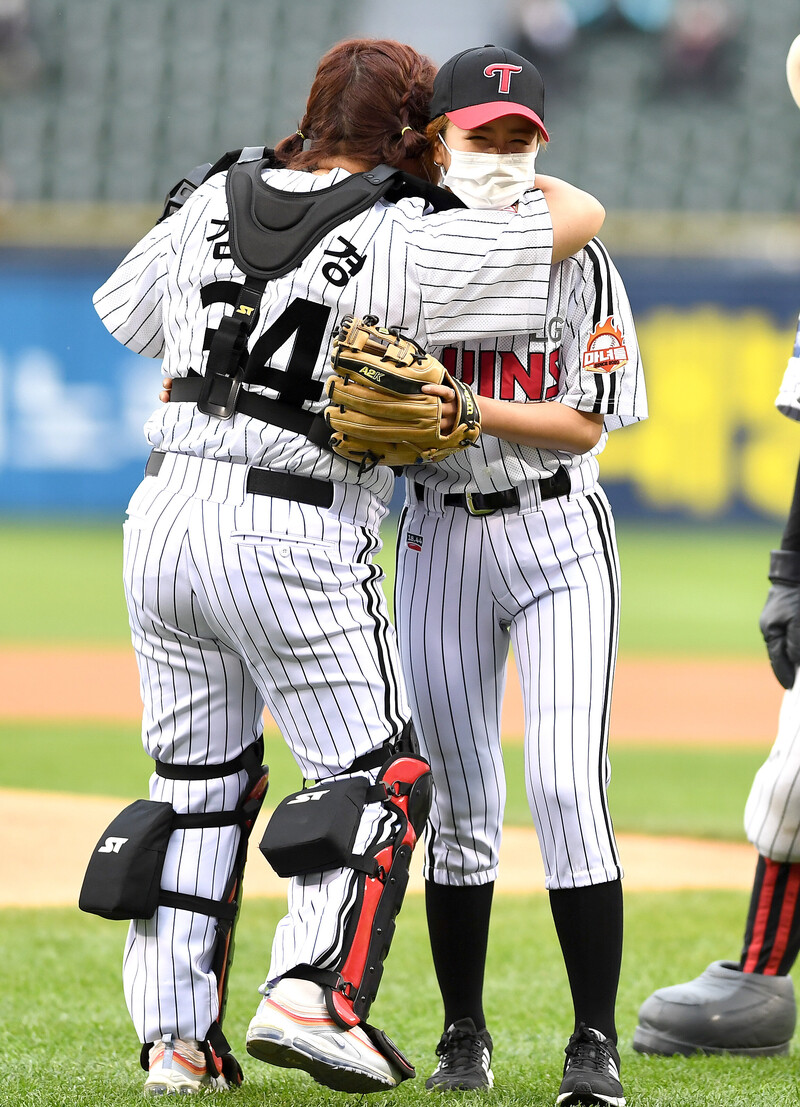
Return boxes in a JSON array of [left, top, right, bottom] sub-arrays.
[[168, 151, 463, 430]]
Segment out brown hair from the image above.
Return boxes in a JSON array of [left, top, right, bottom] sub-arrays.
[[274, 38, 435, 173]]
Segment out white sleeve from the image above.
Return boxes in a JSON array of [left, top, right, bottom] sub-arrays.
[[92, 219, 173, 357], [400, 189, 554, 345], [557, 240, 647, 428], [776, 316, 800, 421]]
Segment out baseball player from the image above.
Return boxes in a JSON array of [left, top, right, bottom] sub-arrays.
[[91, 37, 605, 1097], [632, 33, 800, 1059], [393, 46, 646, 1107]]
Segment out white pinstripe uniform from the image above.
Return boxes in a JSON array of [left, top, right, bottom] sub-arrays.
[[93, 164, 556, 1046], [395, 238, 647, 891], [744, 328, 800, 862]]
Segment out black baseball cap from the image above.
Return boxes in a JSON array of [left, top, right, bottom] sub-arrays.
[[430, 44, 549, 141]]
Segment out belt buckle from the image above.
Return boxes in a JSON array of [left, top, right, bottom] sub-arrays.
[[464, 492, 496, 517]]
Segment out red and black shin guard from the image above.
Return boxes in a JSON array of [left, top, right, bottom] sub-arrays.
[[285, 751, 432, 1079]]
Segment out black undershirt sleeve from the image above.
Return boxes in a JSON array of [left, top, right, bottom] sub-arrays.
[[781, 453, 800, 553]]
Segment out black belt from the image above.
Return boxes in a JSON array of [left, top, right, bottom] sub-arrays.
[[145, 449, 334, 508], [415, 465, 570, 516]]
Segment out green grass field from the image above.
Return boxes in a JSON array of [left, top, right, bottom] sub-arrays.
[[0, 720, 766, 841], [1, 520, 794, 1105], [0, 518, 783, 652], [1, 893, 795, 1107]]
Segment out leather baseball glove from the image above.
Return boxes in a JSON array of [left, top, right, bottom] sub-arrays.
[[324, 314, 481, 469]]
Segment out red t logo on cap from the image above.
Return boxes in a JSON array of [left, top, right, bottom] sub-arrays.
[[483, 63, 523, 95]]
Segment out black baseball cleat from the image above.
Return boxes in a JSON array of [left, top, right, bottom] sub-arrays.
[[425, 1018, 494, 1091], [556, 1024, 625, 1107]]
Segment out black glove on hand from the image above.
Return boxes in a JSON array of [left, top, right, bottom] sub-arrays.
[[759, 550, 800, 689]]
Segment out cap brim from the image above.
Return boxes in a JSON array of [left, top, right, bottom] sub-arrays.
[[446, 102, 549, 141]]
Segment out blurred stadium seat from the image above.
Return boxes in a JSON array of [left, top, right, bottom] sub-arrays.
[[1, 0, 354, 207], [0, 0, 798, 219]]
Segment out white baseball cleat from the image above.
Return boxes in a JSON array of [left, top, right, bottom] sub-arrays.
[[143, 1034, 228, 1095], [246, 977, 402, 1092]]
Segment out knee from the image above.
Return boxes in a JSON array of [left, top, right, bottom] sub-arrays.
[[745, 772, 800, 860]]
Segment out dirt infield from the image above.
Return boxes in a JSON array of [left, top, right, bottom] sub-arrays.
[[1, 646, 784, 743], [1, 647, 780, 906], [1, 787, 759, 908]]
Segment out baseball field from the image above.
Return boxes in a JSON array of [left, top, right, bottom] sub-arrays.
[[2, 517, 796, 1105]]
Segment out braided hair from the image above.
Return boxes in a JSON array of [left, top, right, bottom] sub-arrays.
[[275, 38, 435, 173]]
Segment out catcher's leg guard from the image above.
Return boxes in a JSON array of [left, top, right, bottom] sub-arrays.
[[283, 749, 432, 1076], [138, 738, 269, 1087]]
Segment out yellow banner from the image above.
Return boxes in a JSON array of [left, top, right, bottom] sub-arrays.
[[602, 307, 800, 519]]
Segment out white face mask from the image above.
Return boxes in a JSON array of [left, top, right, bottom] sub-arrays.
[[438, 135, 538, 210]]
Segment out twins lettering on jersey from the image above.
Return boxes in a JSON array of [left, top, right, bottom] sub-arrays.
[[440, 343, 560, 401], [440, 315, 566, 401]]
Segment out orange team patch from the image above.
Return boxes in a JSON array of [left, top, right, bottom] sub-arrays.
[[582, 317, 628, 373]]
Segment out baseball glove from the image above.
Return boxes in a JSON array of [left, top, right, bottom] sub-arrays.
[[324, 314, 481, 469]]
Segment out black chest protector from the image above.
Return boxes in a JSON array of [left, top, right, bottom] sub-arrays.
[[164, 148, 464, 425], [227, 152, 467, 278]]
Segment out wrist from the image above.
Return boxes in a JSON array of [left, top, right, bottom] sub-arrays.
[[769, 549, 800, 585]]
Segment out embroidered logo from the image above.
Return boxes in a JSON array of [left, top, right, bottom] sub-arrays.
[[582, 317, 627, 373], [484, 63, 523, 95], [287, 790, 330, 804], [406, 531, 424, 552], [98, 837, 129, 854]]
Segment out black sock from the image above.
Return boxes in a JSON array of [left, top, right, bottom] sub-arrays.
[[549, 879, 623, 1044], [425, 880, 494, 1032]]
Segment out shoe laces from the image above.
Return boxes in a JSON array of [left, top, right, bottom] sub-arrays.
[[564, 1024, 616, 1074], [436, 1022, 487, 1072]]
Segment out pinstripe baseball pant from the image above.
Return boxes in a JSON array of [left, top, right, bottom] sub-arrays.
[[121, 453, 408, 1043], [745, 675, 800, 862], [395, 477, 623, 891]]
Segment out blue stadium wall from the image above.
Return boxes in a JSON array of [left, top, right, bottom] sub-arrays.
[[2, 247, 800, 521]]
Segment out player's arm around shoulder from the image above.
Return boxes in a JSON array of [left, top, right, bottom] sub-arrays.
[[535, 175, 605, 263], [394, 192, 555, 346]]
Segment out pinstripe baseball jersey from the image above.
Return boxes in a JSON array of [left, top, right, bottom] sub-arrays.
[[408, 238, 647, 495], [94, 164, 556, 497]]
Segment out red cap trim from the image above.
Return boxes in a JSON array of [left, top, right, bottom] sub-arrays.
[[446, 101, 549, 141]]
